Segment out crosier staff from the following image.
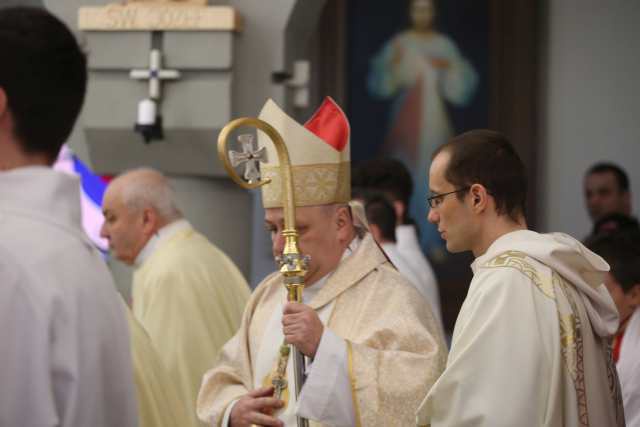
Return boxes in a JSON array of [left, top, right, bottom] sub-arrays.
[[218, 117, 309, 427]]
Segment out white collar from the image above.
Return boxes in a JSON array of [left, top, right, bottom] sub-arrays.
[[0, 166, 84, 232], [470, 229, 536, 273], [0, 166, 81, 222], [134, 219, 191, 267], [396, 224, 418, 241], [380, 241, 397, 250]]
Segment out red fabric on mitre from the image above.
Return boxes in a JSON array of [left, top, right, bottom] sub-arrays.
[[304, 97, 350, 152]]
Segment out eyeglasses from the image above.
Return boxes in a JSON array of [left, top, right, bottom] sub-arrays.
[[427, 187, 470, 209]]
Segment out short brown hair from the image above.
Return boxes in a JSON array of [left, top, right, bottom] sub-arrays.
[[433, 129, 527, 220]]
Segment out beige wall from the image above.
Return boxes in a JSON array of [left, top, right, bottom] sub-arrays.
[[539, 0, 640, 238]]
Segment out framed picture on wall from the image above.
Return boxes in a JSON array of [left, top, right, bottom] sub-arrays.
[[348, 0, 489, 259]]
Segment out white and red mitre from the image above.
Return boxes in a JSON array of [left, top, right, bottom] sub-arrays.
[[257, 97, 351, 208]]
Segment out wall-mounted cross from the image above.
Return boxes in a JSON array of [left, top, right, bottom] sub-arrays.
[[130, 49, 180, 100]]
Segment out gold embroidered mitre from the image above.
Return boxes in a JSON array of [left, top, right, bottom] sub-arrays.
[[257, 97, 351, 208]]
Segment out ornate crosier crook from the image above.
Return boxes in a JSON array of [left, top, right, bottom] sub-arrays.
[[218, 117, 310, 427]]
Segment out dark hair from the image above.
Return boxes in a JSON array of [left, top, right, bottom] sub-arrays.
[[0, 7, 87, 163], [351, 158, 413, 221], [587, 231, 640, 293], [364, 193, 397, 242], [433, 129, 527, 221], [586, 162, 629, 193]]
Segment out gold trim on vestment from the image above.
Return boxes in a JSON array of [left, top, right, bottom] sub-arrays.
[[604, 339, 626, 426], [554, 273, 589, 427], [261, 162, 351, 208], [483, 250, 555, 299], [554, 273, 580, 382], [346, 340, 362, 427]]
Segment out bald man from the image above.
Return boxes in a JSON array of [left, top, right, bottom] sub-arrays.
[[101, 168, 250, 426]]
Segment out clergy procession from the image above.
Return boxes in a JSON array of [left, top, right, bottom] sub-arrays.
[[1, 3, 639, 427]]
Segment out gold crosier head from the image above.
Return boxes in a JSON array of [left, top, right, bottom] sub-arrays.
[[217, 117, 307, 302]]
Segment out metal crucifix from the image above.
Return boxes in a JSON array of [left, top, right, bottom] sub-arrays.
[[228, 134, 268, 184]]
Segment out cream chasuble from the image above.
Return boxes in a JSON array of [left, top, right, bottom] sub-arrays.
[[125, 302, 192, 427], [198, 233, 447, 426], [381, 242, 423, 293], [418, 230, 625, 427], [133, 220, 250, 427]]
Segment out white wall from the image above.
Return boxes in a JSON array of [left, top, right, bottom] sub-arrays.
[[540, 0, 640, 238]]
